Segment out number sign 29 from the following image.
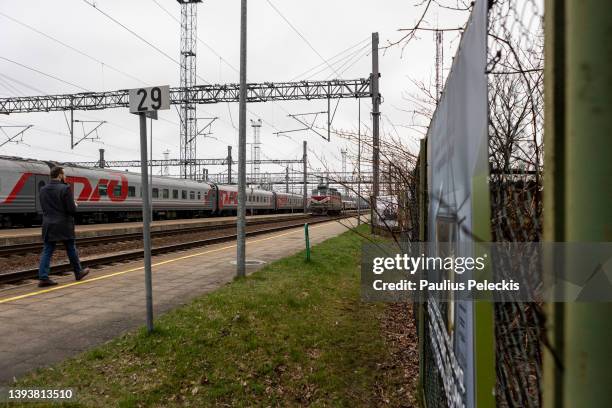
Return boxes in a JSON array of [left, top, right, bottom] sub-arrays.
[[129, 86, 170, 113]]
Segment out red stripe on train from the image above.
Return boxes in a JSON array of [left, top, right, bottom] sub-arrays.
[[2, 172, 32, 204]]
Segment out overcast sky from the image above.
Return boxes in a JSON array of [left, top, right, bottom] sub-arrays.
[[0, 0, 469, 177]]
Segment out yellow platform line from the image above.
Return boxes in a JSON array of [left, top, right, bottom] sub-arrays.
[[0, 222, 331, 304]]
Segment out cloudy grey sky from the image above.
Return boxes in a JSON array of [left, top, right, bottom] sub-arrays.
[[0, 0, 468, 177]]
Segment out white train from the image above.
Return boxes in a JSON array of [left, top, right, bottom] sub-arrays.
[[0, 155, 304, 227]]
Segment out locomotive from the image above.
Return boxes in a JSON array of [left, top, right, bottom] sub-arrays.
[[309, 184, 343, 215], [0, 155, 304, 227]]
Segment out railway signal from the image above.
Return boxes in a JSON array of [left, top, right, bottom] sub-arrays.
[[130, 85, 170, 333]]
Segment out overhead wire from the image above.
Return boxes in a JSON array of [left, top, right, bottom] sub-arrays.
[[265, 0, 340, 77], [151, 0, 239, 75], [80, 0, 181, 68], [77, 1, 368, 171], [289, 37, 370, 81], [0, 73, 47, 94], [0, 10, 148, 87], [263, 0, 374, 172], [0, 56, 88, 92], [149, 0, 296, 164], [79, 0, 254, 155]]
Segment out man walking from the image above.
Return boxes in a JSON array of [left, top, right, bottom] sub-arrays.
[[38, 166, 89, 287]]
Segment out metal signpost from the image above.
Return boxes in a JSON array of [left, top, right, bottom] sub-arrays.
[[129, 85, 170, 333]]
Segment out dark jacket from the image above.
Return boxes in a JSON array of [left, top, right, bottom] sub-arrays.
[[40, 180, 77, 242]]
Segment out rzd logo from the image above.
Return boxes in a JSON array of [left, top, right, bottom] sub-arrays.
[[66, 174, 129, 202]]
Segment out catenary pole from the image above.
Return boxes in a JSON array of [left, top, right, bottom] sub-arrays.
[[236, 0, 247, 278], [357, 98, 361, 225], [139, 114, 153, 332], [227, 145, 232, 184], [303, 140, 307, 213]]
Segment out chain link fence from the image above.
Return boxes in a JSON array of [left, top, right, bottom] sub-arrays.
[[488, 1, 544, 407]]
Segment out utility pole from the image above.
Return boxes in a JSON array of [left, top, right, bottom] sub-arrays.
[[371, 32, 380, 233], [543, 1, 612, 407], [357, 98, 361, 225], [236, 0, 247, 278], [227, 145, 232, 184], [303, 140, 308, 213]]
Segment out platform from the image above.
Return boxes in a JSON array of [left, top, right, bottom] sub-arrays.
[[0, 217, 360, 384], [0, 213, 307, 246]]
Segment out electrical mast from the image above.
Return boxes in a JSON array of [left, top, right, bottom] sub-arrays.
[[178, 0, 201, 179], [250, 119, 262, 185]]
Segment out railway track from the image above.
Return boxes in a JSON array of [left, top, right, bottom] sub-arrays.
[[0, 214, 313, 257], [0, 214, 354, 285]]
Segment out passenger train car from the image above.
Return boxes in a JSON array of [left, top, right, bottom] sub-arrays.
[[0, 156, 304, 227]]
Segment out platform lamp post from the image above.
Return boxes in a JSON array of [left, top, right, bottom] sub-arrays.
[[236, 0, 247, 279]]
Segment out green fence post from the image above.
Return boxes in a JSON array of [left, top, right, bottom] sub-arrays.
[[304, 223, 311, 262], [560, 1, 612, 407], [543, 0, 566, 406]]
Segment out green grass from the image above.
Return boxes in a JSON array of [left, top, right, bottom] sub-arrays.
[[12, 225, 404, 407]]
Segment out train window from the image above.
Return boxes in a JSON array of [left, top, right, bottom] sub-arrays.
[[173, 189, 178, 199], [189, 191, 195, 200], [182, 190, 187, 200], [152, 188, 159, 198], [163, 189, 169, 199], [197, 191, 201, 200], [98, 185, 107, 196], [128, 186, 136, 197], [114, 185, 122, 197]]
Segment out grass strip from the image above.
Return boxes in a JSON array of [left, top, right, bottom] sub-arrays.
[[13, 225, 405, 407]]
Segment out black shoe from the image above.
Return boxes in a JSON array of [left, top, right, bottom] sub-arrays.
[[75, 268, 90, 281], [38, 279, 58, 288]]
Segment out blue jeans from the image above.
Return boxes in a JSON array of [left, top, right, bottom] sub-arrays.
[[38, 240, 83, 280]]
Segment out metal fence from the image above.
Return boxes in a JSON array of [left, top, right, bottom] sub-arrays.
[[415, 1, 545, 407], [488, 1, 544, 407]]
